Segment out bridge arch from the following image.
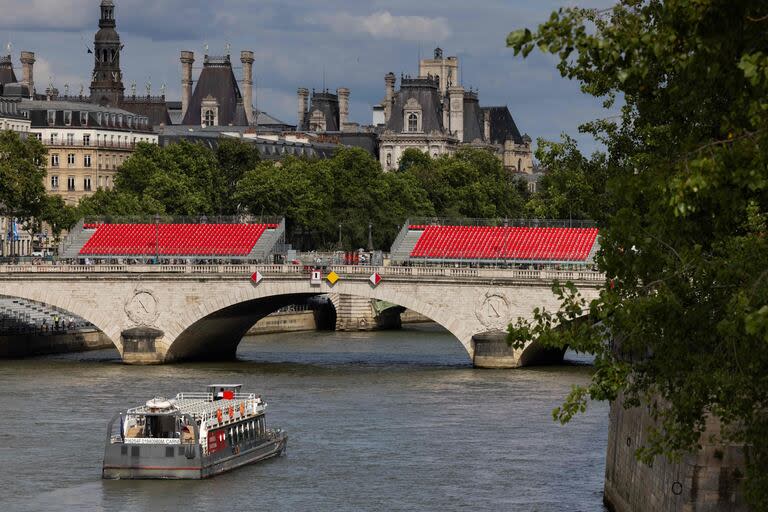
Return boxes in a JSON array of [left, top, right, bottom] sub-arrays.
[[0, 290, 120, 348], [165, 280, 473, 363]]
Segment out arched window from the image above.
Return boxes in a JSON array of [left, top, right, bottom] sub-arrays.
[[386, 153, 392, 166], [203, 110, 215, 127], [407, 113, 418, 132]]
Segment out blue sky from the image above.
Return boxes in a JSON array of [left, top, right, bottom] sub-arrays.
[[1, 0, 615, 155]]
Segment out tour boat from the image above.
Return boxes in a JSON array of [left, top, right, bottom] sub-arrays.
[[102, 384, 287, 479]]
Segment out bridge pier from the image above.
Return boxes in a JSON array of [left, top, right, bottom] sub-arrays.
[[121, 327, 165, 365], [472, 331, 567, 368]]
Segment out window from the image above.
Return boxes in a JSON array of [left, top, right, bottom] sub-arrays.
[[66, 133, 74, 145], [35, 133, 42, 141], [64, 111, 72, 126], [84, 154, 92, 168], [98, 176, 104, 188], [80, 112, 88, 126], [96, 112, 102, 126], [386, 153, 392, 167], [83, 177, 92, 191], [117, 114, 123, 127], [50, 175, 59, 190], [51, 154, 59, 167], [49, 133, 58, 145], [83, 134, 90, 147], [47, 110, 56, 126], [518, 158, 522, 172], [407, 113, 418, 132], [203, 110, 215, 127], [67, 176, 75, 191], [67, 153, 75, 166]]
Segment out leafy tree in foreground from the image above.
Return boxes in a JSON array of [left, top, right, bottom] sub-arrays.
[[505, 1, 768, 506]]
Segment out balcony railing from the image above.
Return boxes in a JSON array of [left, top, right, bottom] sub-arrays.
[[40, 140, 144, 150]]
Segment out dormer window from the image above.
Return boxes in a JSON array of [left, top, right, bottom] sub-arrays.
[[407, 113, 418, 132], [47, 110, 56, 126], [80, 111, 88, 126], [201, 95, 219, 127], [126, 116, 133, 128], [64, 111, 72, 126], [403, 98, 423, 133], [96, 112, 102, 126], [117, 114, 123, 127]]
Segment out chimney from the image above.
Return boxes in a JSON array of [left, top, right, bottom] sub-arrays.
[[448, 86, 464, 141], [20, 51, 35, 97], [384, 72, 396, 124], [337, 87, 350, 129], [483, 110, 491, 142], [297, 87, 309, 129], [180, 51, 195, 120], [241, 50, 255, 125]]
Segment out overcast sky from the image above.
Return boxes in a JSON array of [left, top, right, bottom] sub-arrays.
[[1, 0, 615, 155]]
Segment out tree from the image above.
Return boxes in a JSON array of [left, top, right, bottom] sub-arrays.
[[525, 135, 608, 220], [215, 138, 260, 214], [506, 1, 768, 505], [38, 196, 79, 237], [0, 131, 48, 221]]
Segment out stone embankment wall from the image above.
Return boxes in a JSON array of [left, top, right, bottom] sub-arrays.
[[0, 329, 113, 358], [604, 394, 748, 512], [247, 310, 318, 335]]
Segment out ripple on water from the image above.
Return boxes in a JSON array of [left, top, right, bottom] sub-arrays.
[[0, 325, 608, 512]]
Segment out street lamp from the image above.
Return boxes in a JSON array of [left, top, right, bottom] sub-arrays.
[[338, 223, 342, 249], [367, 222, 373, 252]]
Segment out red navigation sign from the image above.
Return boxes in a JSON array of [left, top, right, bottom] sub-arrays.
[[250, 271, 263, 284], [369, 272, 382, 286]]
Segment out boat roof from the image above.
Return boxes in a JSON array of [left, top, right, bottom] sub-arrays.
[[126, 391, 265, 422]]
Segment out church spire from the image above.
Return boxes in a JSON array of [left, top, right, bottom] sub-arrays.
[[90, 0, 124, 106]]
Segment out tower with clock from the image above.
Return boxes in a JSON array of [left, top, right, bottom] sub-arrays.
[[89, 0, 125, 107]]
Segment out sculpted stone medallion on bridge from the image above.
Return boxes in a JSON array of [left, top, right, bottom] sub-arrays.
[[125, 290, 159, 326], [476, 292, 512, 330]]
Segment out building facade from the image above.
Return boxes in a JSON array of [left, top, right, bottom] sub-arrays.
[[0, 98, 31, 134], [376, 48, 533, 174], [21, 100, 157, 204]]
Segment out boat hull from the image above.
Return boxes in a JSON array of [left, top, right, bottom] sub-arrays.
[[102, 435, 287, 480]]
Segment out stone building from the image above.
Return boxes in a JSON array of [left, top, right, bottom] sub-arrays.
[[21, 100, 157, 205], [376, 48, 533, 173], [0, 97, 31, 134]]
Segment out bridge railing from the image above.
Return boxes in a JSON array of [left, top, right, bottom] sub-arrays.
[[0, 264, 606, 283]]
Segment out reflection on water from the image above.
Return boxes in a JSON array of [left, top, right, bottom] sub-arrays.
[[0, 324, 607, 512]]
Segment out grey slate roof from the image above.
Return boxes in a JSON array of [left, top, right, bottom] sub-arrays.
[[0, 56, 17, 86], [385, 77, 445, 134], [181, 56, 243, 126], [302, 91, 339, 131], [120, 97, 172, 127], [462, 92, 483, 143], [481, 106, 523, 145]]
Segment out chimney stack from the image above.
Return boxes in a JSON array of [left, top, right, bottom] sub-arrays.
[[384, 72, 396, 124], [337, 87, 350, 129], [20, 51, 35, 98], [448, 86, 464, 141], [241, 50, 255, 125], [297, 87, 309, 129], [483, 110, 491, 142], [180, 51, 195, 120]]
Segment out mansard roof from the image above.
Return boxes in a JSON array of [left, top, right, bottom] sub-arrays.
[[182, 55, 243, 126], [0, 55, 17, 86], [302, 90, 339, 131], [481, 106, 523, 145], [385, 76, 445, 134], [462, 92, 483, 143], [120, 97, 171, 127]]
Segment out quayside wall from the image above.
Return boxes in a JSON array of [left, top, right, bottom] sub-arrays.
[[0, 329, 113, 358], [604, 393, 748, 512]]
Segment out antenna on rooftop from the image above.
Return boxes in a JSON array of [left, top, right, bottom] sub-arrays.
[[322, 65, 326, 92]]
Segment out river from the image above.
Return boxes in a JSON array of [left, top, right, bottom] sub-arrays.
[[0, 324, 608, 511]]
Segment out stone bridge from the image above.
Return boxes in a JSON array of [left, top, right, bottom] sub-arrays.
[[0, 264, 603, 367]]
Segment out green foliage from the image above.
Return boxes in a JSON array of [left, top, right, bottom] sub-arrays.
[[0, 131, 48, 221], [525, 135, 608, 220], [506, 1, 768, 506]]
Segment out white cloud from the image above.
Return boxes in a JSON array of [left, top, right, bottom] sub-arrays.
[[0, 0, 92, 31], [312, 11, 451, 42]]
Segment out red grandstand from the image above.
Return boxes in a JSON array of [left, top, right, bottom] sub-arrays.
[[391, 222, 599, 264], [60, 218, 285, 261]]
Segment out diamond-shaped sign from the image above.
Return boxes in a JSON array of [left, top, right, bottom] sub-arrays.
[[250, 271, 263, 284], [369, 272, 382, 286], [326, 271, 340, 285]]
